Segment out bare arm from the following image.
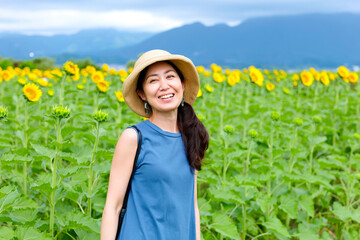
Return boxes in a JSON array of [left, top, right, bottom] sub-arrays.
[[194, 170, 201, 240], [100, 128, 138, 240]]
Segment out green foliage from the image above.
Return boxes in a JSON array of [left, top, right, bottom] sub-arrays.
[[1, 65, 360, 239]]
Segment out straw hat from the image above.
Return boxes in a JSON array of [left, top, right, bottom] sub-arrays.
[[123, 49, 200, 117]]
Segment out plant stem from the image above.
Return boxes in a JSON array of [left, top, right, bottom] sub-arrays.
[[222, 137, 228, 189], [59, 74, 66, 105], [242, 205, 247, 240], [312, 82, 318, 111], [268, 121, 274, 197], [94, 91, 99, 112], [50, 117, 61, 237], [289, 127, 298, 174], [88, 121, 100, 216], [23, 100, 28, 196]]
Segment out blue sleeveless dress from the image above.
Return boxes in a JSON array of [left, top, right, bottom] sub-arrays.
[[118, 120, 196, 240]]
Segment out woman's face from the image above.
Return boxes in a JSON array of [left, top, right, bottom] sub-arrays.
[[138, 61, 184, 116]]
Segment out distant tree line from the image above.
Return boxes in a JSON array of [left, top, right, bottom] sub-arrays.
[[0, 56, 99, 70]]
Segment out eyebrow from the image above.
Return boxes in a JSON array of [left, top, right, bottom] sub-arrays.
[[145, 69, 176, 81]]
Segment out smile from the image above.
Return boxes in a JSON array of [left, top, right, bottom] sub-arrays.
[[158, 93, 174, 99]]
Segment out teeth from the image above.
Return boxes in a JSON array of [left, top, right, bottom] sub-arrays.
[[159, 94, 174, 99]]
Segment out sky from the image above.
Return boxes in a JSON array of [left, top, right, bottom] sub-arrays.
[[0, 0, 359, 36]]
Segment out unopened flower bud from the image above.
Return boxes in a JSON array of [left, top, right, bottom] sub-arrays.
[[93, 109, 109, 123], [271, 111, 280, 121], [0, 106, 8, 120], [248, 129, 258, 139], [224, 125, 234, 134], [354, 133, 360, 140], [313, 116, 322, 124], [52, 105, 71, 119], [294, 118, 303, 127]]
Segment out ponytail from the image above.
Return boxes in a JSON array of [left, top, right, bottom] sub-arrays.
[[177, 102, 209, 171]]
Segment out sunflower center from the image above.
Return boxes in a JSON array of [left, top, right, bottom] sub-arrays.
[[26, 88, 36, 98]]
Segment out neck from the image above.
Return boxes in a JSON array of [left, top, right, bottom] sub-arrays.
[[148, 110, 179, 133]]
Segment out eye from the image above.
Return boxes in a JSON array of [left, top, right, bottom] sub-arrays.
[[149, 78, 157, 83], [167, 75, 175, 79]]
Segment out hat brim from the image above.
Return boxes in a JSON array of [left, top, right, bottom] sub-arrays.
[[123, 53, 200, 117]]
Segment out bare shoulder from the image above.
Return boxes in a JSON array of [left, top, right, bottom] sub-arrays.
[[118, 127, 138, 144], [113, 127, 139, 163]]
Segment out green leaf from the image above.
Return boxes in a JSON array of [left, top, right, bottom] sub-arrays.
[[296, 224, 320, 240], [64, 212, 101, 233], [332, 202, 351, 221], [58, 151, 80, 163], [312, 136, 327, 146], [209, 188, 245, 205], [256, 196, 273, 214], [30, 143, 56, 159], [58, 165, 86, 179], [197, 170, 219, 184], [94, 160, 111, 175], [262, 217, 290, 238], [0, 226, 15, 240], [299, 195, 315, 217], [209, 213, 240, 240], [75, 229, 99, 240], [12, 197, 40, 210], [279, 195, 298, 219], [317, 157, 345, 170], [0, 153, 32, 164], [15, 226, 52, 240], [0, 186, 20, 214], [8, 209, 38, 223], [236, 175, 262, 187]]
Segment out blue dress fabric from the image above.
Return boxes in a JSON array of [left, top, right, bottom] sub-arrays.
[[118, 120, 196, 240]]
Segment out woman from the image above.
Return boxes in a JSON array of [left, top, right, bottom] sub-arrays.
[[101, 49, 209, 240]]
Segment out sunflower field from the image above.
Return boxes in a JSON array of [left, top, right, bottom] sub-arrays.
[[0, 62, 359, 240]]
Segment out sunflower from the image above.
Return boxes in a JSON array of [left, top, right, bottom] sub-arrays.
[[227, 74, 237, 87], [47, 89, 54, 96], [300, 71, 314, 87], [97, 80, 110, 93], [1, 70, 12, 81], [320, 71, 330, 86], [86, 65, 96, 75], [23, 83, 42, 102], [196, 66, 205, 74], [77, 84, 85, 90], [197, 89, 202, 97], [37, 78, 49, 87], [115, 91, 125, 102], [292, 74, 300, 81], [63, 61, 79, 76], [265, 82, 275, 91], [205, 84, 213, 93], [18, 77, 27, 85], [118, 70, 128, 82], [204, 71, 211, 77], [349, 72, 359, 83], [92, 71, 104, 84], [102, 64, 109, 72], [213, 72, 224, 83], [338, 66, 350, 78], [71, 72, 80, 81], [109, 68, 117, 75], [250, 69, 264, 87]]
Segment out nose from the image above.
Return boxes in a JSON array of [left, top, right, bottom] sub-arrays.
[[159, 76, 169, 90]]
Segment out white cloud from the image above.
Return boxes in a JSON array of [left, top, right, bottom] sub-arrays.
[[0, 9, 184, 35]]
